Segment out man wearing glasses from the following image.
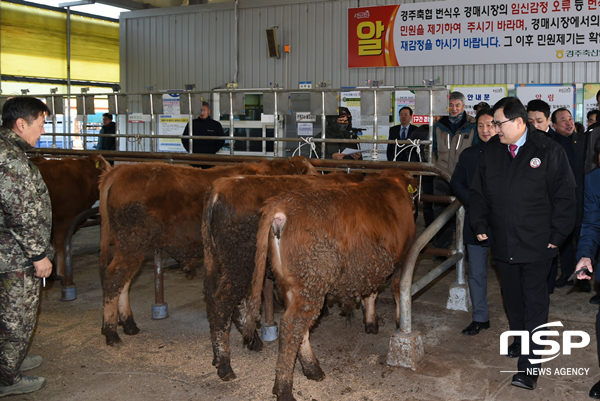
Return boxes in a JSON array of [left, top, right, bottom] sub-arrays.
[[470, 97, 576, 391]]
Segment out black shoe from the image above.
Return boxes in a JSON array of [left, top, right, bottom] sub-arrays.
[[462, 320, 490, 336], [579, 280, 592, 293], [507, 342, 521, 358], [589, 379, 600, 399], [511, 373, 538, 390], [590, 294, 600, 305], [555, 274, 574, 288]]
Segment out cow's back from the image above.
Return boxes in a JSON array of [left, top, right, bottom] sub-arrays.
[[33, 155, 108, 220], [263, 176, 416, 299]]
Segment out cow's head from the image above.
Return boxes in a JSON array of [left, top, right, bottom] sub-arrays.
[[288, 155, 318, 175], [376, 168, 420, 198]]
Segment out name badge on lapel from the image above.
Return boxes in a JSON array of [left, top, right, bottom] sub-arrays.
[[530, 158, 541, 168]]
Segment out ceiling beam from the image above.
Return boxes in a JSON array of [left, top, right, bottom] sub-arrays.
[[98, 0, 154, 10]]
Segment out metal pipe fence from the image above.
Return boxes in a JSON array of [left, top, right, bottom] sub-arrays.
[[1, 86, 448, 162]]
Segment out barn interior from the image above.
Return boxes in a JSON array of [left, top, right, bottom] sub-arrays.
[[27, 218, 598, 401]]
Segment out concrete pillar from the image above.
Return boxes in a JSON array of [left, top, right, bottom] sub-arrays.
[[386, 330, 425, 370]]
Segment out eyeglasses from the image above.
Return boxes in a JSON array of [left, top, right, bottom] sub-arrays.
[[493, 117, 516, 128]]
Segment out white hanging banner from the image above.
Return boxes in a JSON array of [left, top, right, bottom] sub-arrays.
[[348, 1, 600, 68], [451, 85, 509, 116], [515, 84, 576, 115], [158, 115, 188, 153]]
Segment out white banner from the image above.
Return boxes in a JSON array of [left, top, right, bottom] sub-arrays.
[[584, 83, 600, 128], [158, 115, 188, 153], [451, 85, 509, 116], [349, 1, 600, 68], [515, 84, 576, 115]]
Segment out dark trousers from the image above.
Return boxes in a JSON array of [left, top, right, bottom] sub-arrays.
[[421, 175, 435, 228], [548, 226, 579, 292], [467, 244, 490, 322], [496, 258, 553, 372], [432, 177, 454, 249], [0, 269, 40, 386]]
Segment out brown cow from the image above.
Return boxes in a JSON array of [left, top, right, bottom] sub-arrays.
[[244, 169, 416, 401], [203, 172, 364, 381], [31, 155, 111, 277], [99, 157, 316, 346]]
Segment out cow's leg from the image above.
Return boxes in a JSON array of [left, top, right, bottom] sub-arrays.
[[118, 281, 140, 335], [101, 252, 143, 346], [273, 292, 322, 401], [361, 292, 379, 334], [234, 300, 263, 352], [204, 257, 261, 381], [51, 247, 65, 280], [297, 330, 324, 381]]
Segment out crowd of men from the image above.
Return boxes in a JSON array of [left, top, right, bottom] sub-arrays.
[[398, 90, 599, 395]]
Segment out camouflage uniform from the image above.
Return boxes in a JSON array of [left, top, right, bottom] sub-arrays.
[[0, 126, 52, 386]]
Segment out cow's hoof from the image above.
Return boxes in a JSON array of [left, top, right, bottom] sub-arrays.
[[364, 323, 379, 335], [244, 332, 264, 352], [120, 316, 140, 335], [217, 365, 236, 381], [249, 332, 264, 352], [104, 332, 122, 346], [123, 324, 140, 336], [302, 365, 325, 382], [276, 393, 296, 401]]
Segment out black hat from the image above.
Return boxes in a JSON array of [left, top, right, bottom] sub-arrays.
[[338, 107, 352, 118], [474, 101, 490, 111]]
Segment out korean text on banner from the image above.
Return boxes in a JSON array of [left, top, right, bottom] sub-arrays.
[[348, 1, 600, 68]]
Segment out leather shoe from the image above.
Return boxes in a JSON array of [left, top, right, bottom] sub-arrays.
[[579, 280, 592, 293], [589, 378, 600, 399], [461, 320, 490, 335], [590, 293, 600, 305], [507, 341, 521, 358], [555, 274, 574, 288], [511, 372, 538, 390]]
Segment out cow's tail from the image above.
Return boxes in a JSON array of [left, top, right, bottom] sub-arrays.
[[99, 169, 116, 272], [242, 208, 275, 342], [201, 189, 219, 300]]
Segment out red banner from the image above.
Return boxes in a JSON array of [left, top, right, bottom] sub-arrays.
[[348, 5, 400, 68]]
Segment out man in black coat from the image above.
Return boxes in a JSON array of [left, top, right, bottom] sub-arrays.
[[387, 106, 423, 162], [550, 108, 588, 291], [97, 113, 116, 151], [470, 97, 576, 391], [526, 99, 557, 138], [181, 101, 225, 157], [451, 108, 495, 336]]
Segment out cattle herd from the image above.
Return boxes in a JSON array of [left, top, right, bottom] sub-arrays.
[[36, 154, 417, 401]]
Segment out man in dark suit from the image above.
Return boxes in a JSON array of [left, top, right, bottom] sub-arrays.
[[387, 106, 422, 162], [181, 101, 225, 164], [387, 106, 428, 221], [471, 97, 576, 391], [527, 99, 569, 293], [551, 108, 588, 292]]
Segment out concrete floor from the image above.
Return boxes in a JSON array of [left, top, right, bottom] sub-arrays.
[[14, 220, 600, 401]]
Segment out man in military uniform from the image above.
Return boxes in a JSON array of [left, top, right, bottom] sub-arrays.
[[0, 96, 53, 397]]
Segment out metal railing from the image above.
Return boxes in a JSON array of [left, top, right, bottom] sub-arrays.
[[2, 85, 448, 162]]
